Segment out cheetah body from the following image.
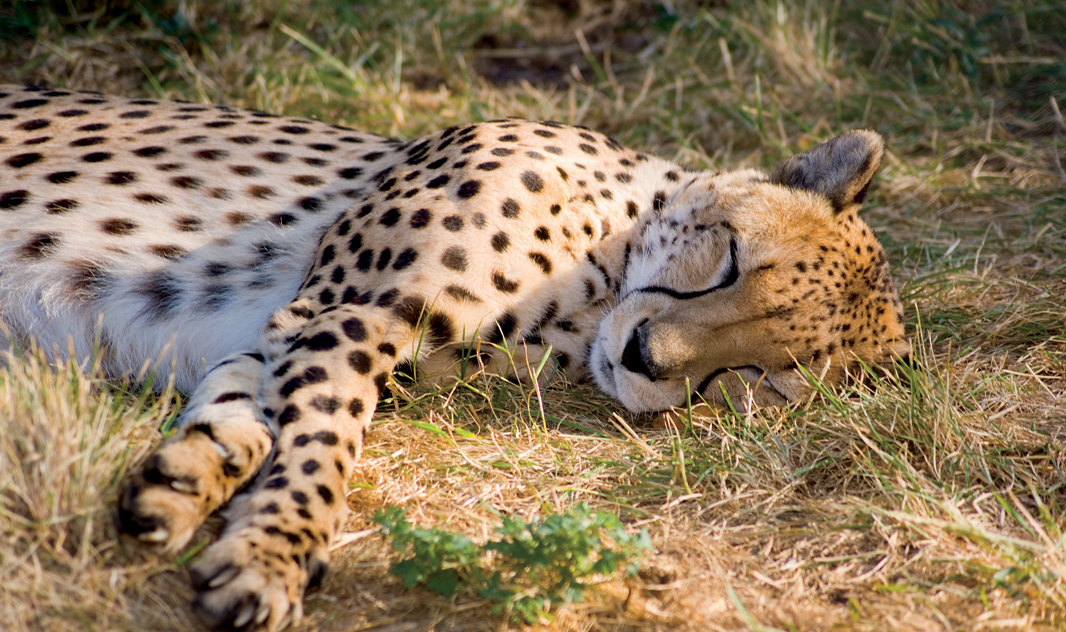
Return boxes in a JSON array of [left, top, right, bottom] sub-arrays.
[[0, 86, 907, 631]]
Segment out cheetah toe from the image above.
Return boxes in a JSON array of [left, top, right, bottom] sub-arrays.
[[191, 528, 324, 632], [119, 433, 233, 552]]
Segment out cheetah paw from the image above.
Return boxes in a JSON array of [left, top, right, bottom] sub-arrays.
[[118, 431, 236, 552], [190, 528, 327, 631]]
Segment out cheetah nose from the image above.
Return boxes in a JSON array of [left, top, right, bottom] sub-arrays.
[[620, 321, 656, 381]]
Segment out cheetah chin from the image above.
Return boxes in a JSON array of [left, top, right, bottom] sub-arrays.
[[0, 85, 908, 631]]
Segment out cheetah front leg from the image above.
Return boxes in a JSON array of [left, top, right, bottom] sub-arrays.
[[190, 300, 395, 631], [119, 352, 275, 552]]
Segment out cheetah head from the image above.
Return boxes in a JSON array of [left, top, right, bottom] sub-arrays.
[[590, 130, 910, 412]]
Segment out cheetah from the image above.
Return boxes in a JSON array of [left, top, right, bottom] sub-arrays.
[[0, 85, 908, 630]]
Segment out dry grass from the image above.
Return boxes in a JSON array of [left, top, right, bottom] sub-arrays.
[[1, 0, 1064, 630]]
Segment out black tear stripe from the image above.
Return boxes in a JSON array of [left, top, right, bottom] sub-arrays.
[[639, 238, 739, 300], [694, 365, 787, 404]]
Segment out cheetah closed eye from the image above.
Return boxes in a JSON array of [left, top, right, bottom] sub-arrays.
[[0, 85, 908, 631]]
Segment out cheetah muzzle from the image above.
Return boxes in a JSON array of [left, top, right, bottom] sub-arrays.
[[0, 85, 908, 631]]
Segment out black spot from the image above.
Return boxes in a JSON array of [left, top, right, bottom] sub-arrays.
[[501, 198, 520, 218], [442, 215, 463, 232], [376, 248, 393, 271], [194, 148, 228, 161], [139, 270, 182, 318], [426, 174, 450, 189], [342, 318, 367, 342], [71, 136, 106, 147], [99, 218, 139, 235], [521, 171, 544, 192], [132, 146, 167, 158], [445, 285, 481, 302], [579, 143, 598, 155], [279, 125, 310, 134], [316, 484, 334, 505], [375, 288, 399, 308], [491, 232, 510, 252], [626, 201, 639, 218], [528, 252, 552, 274], [269, 212, 297, 227], [213, 391, 252, 404], [498, 134, 519, 142], [81, 151, 112, 163], [347, 233, 363, 254], [410, 208, 431, 228], [258, 151, 289, 163], [534, 226, 550, 241], [138, 125, 172, 134], [291, 490, 309, 505], [0, 190, 29, 210], [16, 119, 50, 131], [653, 190, 666, 212], [230, 165, 261, 177], [120, 110, 151, 119], [45, 198, 77, 214], [171, 175, 202, 189], [492, 271, 520, 293], [175, 216, 202, 232], [331, 266, 346, 284], [134, 193, 169, 204], [441, 246, 467, 272], [393, 248, 418, 270], [6, 152, 43, 168], [105, 171, 138, 186], [306, 332, 339, 351], [356, 249, 374, 272], [427, 157, 447, 170], [348, 350, 372, 374], [457, 180, 481, 199], [229, 135, 260, 144], [148, 244, 185, 259], [491, 147, 514, 157], [534, 129, 556, 138], [264, 476, 289, 489], [11, 99, 48, 109], [379, 208, 401, 226], [320, 245, 336, 267], [348, 398, 364, 417], [477, 161, 500, 171], [299, 196, 323, 212]]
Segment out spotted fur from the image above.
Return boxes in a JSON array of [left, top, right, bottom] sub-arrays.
[[0, 85, 908, 631]]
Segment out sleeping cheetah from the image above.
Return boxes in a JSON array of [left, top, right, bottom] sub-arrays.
[[0, 85, 908, 630]]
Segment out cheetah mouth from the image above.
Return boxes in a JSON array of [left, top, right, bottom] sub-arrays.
[[692, 365, 788, 404]]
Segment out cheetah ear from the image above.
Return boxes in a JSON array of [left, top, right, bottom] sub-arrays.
[[770, 130, 885, 214]]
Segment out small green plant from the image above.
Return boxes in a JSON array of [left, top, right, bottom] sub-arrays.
[[373, 505, 653, 623]]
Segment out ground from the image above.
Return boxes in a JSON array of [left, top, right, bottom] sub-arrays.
[[0, 1, 1064, 631]]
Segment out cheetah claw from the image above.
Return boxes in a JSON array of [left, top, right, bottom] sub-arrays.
[[119, 432, 231, 553], [190, 530, 313, 632]]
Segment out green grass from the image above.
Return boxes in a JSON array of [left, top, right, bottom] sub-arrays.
[[0, 0, 1064, 630]]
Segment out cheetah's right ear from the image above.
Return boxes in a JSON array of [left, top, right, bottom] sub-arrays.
[[770, 130, 885, 214]]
